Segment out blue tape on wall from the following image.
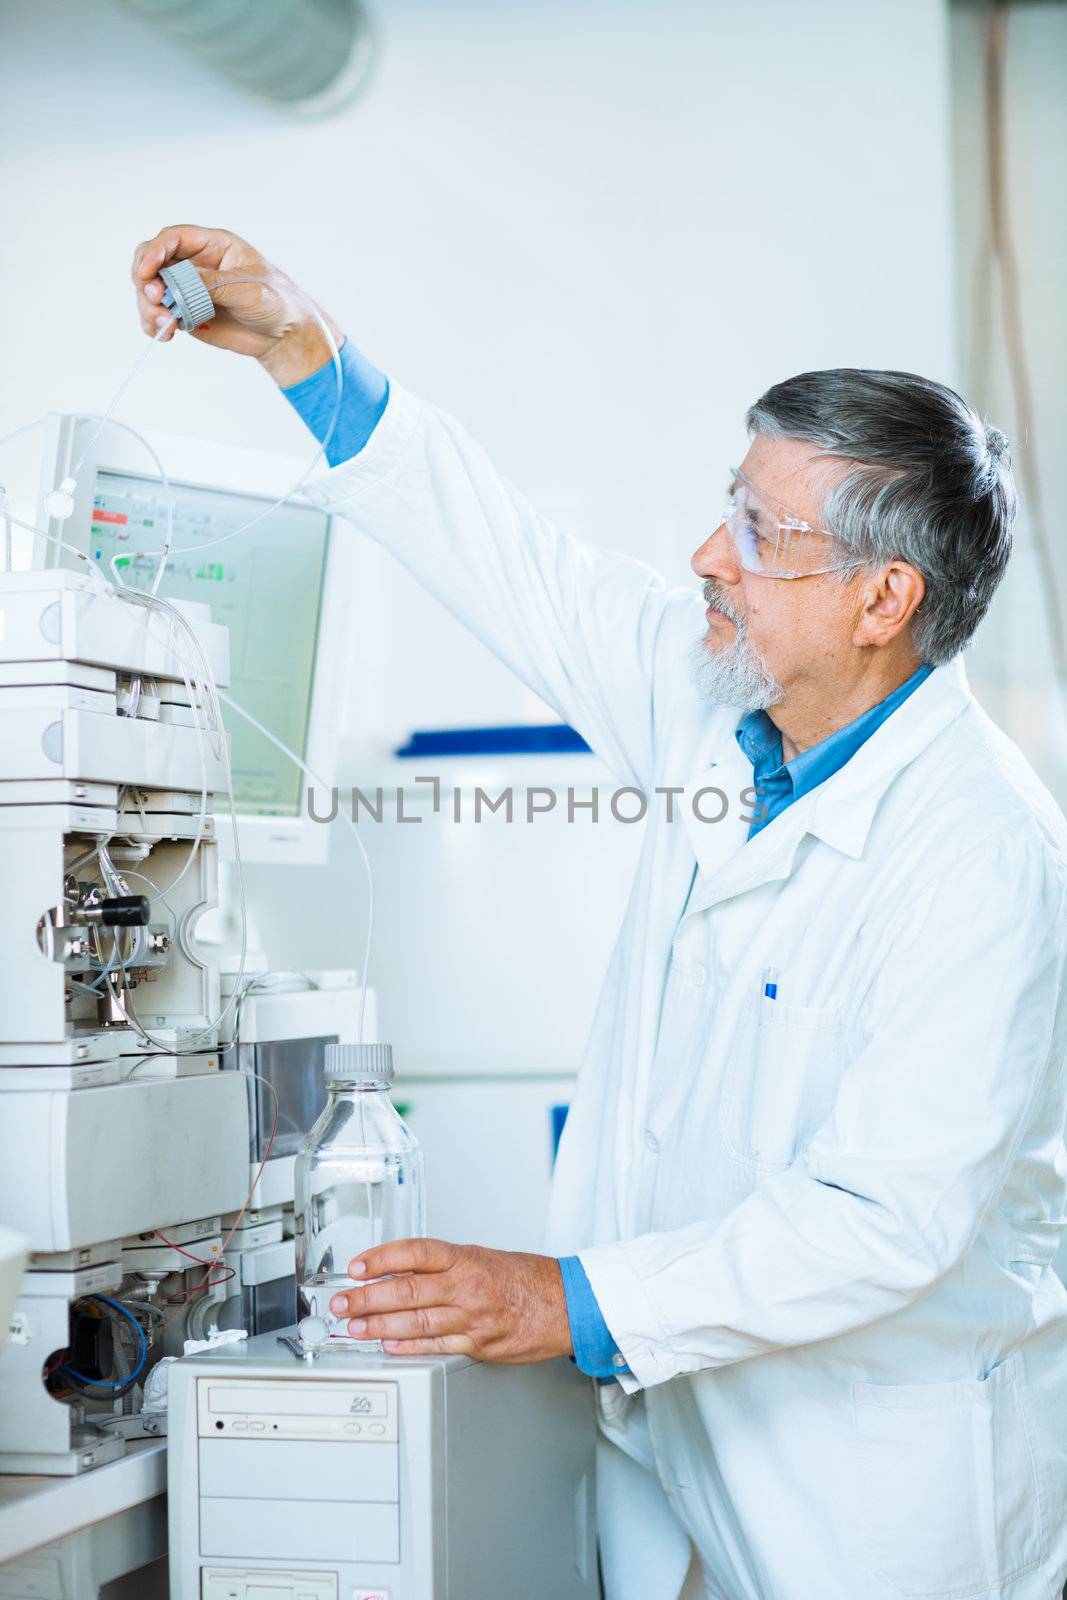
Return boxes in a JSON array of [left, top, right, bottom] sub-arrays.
[[395, 724, 591, 758]]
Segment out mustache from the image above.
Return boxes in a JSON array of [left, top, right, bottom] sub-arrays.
[[702, 580, 743, 626]]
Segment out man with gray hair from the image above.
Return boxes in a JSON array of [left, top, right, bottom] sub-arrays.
[[134, 226, 1067, 1600]]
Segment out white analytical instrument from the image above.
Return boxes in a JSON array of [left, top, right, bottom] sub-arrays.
[[0, 407, 365, 1465], [0, 564, 251, 1476]]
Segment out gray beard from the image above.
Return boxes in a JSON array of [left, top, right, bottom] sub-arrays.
[[686, 600, 784, 713]]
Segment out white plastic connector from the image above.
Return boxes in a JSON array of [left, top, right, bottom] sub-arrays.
[[298, 1314, 330, 1361], [43, 475, 77, 521]]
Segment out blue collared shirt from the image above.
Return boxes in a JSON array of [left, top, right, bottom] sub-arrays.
[[282, 345, 934, 1380], [737, 665, 933, 839]]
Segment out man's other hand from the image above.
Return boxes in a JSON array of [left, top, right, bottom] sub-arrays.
[[329, 1238, 574, 1363]]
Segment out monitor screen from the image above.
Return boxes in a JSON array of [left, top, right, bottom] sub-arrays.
[[89, 470, 330, 818]]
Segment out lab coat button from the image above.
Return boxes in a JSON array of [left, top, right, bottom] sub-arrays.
[[645, 1131, 660, 1154], [612, 1352, 627, 1369], [690, 962, 706, 987]]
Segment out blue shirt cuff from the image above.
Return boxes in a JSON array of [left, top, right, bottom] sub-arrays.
[[558, 1255, 630, 1381], [280, 337, 389, 468]]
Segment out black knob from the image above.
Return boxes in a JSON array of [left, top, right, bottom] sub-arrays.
[[93, 895, 151, 927]]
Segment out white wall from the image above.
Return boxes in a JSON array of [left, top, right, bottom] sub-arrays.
[[2, 0, 956, 677], [1, 0, 958, 1062]]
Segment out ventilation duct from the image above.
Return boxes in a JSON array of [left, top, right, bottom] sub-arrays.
[[117, 0, 377, 115]]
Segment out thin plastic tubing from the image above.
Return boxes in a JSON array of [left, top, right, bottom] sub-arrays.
[[1, 279, 341, 597], [99, 713, 246, 1050], [71, 327, 170, 480], [4, 498, 214, 920], [119, 276, 344, 589], [6, 478, 206, 939], [119, 864, 206, 992], [108, 591, 248, 1044], [99, 604, 210, 914], [1, 273, 366, 1048], [0, 413, 175, 593], [156, 274, 344, 561], [0, 516, 245, 1036], [1, 504, 112, 591], [159, 1065, 281, 1331], [0, 338, 176, 587], [74, 585, 229, 1036], [0, 419, 49, 452], [218, 686, 374, 1044]]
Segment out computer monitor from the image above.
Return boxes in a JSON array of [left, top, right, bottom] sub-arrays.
[[34, 413, 356, 865]]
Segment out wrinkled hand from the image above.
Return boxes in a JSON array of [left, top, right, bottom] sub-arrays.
[[329, 1238, 573, 1362], [131, 223, 344, 386]]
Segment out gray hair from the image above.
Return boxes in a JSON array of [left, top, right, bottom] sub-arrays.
[[745, 369, 1016, 664]]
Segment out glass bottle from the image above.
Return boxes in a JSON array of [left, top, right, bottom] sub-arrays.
[[293, 1042, 425, 1345]]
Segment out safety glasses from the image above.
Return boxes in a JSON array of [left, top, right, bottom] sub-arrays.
[[720, 466, 856, 580]]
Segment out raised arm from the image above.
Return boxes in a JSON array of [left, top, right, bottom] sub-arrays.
[[132, 225, 699, 787]]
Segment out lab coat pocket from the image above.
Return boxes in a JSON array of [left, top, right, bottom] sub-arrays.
[[719, 996, 843, 1172], [853, 1351, 1047, 1597]]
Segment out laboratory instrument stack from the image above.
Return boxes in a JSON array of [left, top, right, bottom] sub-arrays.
[[0, 567, 249, 1474]]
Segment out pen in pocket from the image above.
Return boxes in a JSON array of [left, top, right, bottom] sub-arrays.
[[762, 967, 779, 1001]]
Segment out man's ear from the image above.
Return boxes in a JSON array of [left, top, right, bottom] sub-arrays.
[[855, 561, 926, 648]]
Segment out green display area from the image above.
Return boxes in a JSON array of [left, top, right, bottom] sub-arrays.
[[91, 470, 330, 817]]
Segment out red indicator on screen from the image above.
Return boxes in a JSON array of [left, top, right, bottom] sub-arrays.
[[92, 510, 127, 524]]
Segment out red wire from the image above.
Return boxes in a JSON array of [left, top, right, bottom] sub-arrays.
[[153, 1229, 237, 1301], [153, 1229, 222, 1266], [159, 1070, 280, 1321], [163, 1267, 236, 1305]]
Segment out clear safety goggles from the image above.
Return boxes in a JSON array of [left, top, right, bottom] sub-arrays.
[[720, 466, 855, 580]]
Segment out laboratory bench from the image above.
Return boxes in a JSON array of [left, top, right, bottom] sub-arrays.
[[0, 1439, 168, 1597]]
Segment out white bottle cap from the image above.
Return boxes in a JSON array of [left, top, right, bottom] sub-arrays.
[[324, 1042, 394, 1083]]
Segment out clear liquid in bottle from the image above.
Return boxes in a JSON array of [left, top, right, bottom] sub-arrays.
[[294, 1042, 424, 1351]]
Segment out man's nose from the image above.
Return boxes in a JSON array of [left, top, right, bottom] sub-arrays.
[[691, 522, 741, 583]]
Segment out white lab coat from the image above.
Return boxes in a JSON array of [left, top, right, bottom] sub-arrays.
[[306, 385, 1067, 1600]]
